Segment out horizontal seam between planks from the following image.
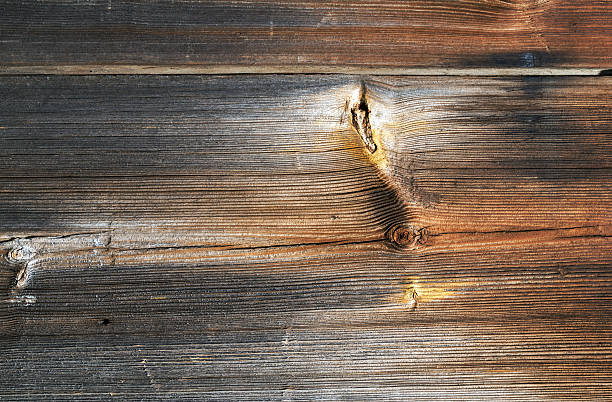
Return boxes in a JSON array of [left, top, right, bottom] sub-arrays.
[[0, 65, 610, 76]]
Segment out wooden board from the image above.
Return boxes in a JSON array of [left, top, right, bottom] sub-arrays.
[[1, 0, 612, 73], [1, 75, 610, 399]]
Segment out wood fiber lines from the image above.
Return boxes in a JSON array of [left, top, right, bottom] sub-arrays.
[[1, 75, 610, 399], [1, 0, 612, 73]]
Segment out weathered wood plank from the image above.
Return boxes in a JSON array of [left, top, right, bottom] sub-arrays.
[[1, 75, 611, 398], [0, 75, 609, 238], [1, 0, 612, 72], [1, 238, 611, 398]]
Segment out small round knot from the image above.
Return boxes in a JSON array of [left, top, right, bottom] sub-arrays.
[[386, 224, 427, 249], [6, 246, 35, 264]]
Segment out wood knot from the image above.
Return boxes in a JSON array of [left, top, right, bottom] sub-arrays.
[[5, 245, 35, 264], [349, 82, 377, 154], [386, 224, 428, 249]]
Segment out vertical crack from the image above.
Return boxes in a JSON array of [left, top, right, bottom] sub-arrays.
[[350, 82, 377, 154]]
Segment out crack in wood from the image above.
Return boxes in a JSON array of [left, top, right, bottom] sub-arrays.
[[349, 82, 377, 154]]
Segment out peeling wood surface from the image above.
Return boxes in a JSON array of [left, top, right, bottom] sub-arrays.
[[1, 75, 611, 399], [1, 0, 612, 72]]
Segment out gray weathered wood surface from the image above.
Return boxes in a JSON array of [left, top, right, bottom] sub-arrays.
[[1, 0, 612, 73], [1, 75, 610, 399]]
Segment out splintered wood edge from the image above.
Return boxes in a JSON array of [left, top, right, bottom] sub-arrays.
[[0, 65, 608, 76]]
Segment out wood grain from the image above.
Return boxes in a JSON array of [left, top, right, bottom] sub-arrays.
[[1, 0, 612, 73], [1, 75, 611, 399]]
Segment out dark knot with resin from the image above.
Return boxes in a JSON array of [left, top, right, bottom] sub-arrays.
[[386, 224, 428, 249]]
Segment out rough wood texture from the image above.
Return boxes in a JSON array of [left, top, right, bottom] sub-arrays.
[[1, 75, 611, 399], [1, 0, 612, 72]]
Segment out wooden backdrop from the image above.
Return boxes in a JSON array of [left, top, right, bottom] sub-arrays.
[[1, 1, 611, 399]]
